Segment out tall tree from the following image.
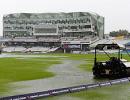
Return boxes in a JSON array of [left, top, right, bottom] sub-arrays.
[[109, 29, 129, 37]]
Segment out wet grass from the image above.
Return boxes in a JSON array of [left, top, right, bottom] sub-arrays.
[[70, 83, 130, 100], [36, 53, 130, 100], [38, 83, 130, 100], [77, 53, 130, 72], [1, 53, 130, 97], [0, 57, 61, 93]]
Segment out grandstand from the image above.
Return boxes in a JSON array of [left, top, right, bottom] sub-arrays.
[[3, 12, 104, 53]]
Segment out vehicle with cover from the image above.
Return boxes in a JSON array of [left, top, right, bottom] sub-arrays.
[[93, 43, 130, 78]]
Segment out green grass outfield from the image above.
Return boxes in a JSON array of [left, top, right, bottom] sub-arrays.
[[39, 83, 130, 100], [38, 53, 130, 100], [0, 57, 61, 93], [0, 53, 130, 99]]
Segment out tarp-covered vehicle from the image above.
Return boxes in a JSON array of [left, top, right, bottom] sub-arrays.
[[93, 42, 130, 78]]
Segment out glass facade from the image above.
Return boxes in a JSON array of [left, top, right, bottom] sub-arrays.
[[3, 12, 104, 39]]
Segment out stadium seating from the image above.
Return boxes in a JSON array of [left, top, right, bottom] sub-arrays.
[[48, 47, 59, 52], [14, 46, 26, 52], [2, 46, 59, 53], [26, 47, 49, 52], [3, 47, 15, 52]]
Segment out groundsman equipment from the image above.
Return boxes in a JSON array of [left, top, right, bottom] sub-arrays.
[[93, 43, 130, 78]]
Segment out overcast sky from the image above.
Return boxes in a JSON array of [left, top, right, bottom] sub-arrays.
[[0, 0, 130, 36]]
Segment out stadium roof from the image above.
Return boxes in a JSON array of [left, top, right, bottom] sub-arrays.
[[91, 39, 125, 49], [3, 12, 103, 19]]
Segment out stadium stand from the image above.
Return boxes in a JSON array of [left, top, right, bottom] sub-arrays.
[[48, 47, 59, 52], [3, 47, 15, 52], [2, 12, 104, 53], [14, 46, 26, 52], [25, 47, 49, 52]]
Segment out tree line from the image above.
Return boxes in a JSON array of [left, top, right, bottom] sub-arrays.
[[109, 29, 130, 37]]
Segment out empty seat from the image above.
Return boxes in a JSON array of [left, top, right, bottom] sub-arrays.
[[3, 47, 15, 52]]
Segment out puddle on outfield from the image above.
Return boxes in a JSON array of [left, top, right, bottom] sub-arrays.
[[3, 59, 97, 97]]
